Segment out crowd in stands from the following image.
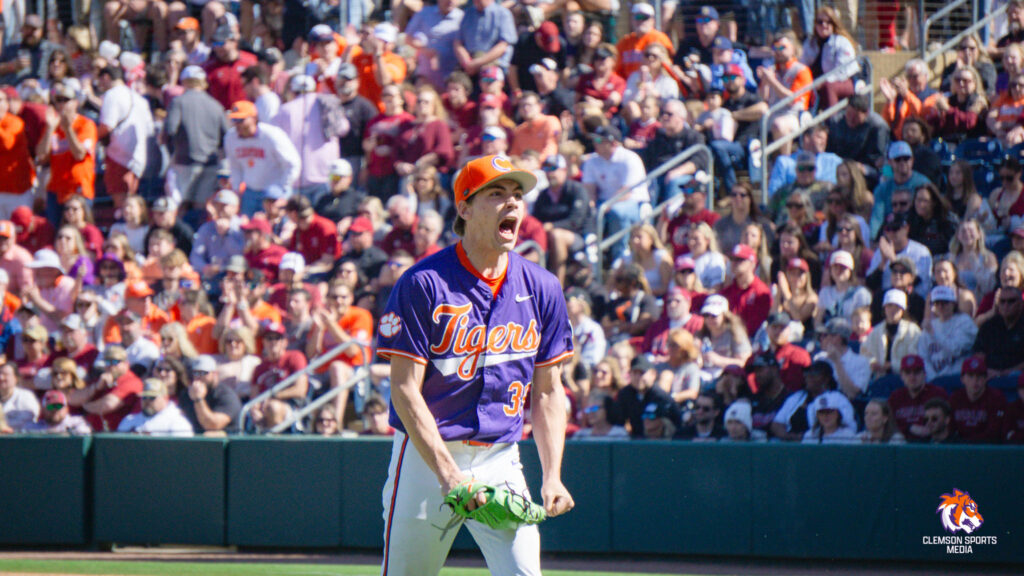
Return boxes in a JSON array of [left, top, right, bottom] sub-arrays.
[[1, 0, 1023, 444]]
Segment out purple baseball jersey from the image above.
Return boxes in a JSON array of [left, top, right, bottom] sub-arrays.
[[377, 243, 575, 443]]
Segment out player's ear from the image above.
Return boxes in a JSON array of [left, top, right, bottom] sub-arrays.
[[456, 199, 471, 221]]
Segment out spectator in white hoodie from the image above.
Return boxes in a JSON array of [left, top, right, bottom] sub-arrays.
[[224, 100, 302, 217], [918, 285, 979, 380]]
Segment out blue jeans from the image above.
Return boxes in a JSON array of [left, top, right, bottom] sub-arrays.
[[711, 140, 746, 192], [604, 200, 644, 263], [240, 188, 268, 218]]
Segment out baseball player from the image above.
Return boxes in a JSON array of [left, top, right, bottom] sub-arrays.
[[376, 154, 576, 576]]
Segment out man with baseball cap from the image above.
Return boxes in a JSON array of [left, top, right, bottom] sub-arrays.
[[337, 215, 388, 282], [9, 206, 52, 256], [144, 197, 194, 258], [241, 217, 287, 284], [720, 244, 772, 336], [351, 22, 407, 111], [166, 64, 230, 211], [23, 390, 92, 435], [510, 21, 566, 95], [866, 255, 924, 324], [532, 153, 592, 284], [22, 249, 74, 332], [676, 6, 721, 67], [71, 345, 143, 432], [376, 153, 574, 575], [315, 159, 364, 223], [190, 188, 246, 278], [615, 2, 673, 80], [867, 211, 933, 296], [179, 354, 241, 434], [888, 354, 949, 442], [203, 21, 257, 109], [918, 285, 978, 380], [861, 288, 922, 378], [173, 17, 209, 66], [581, 124, 649, 260], [763, 311, 812, 392], [949, 355, 1007, 443], [642, 287, 703, 359], [814, 318, 871, 400], [870, 140, 932, 237], [224, 100, 302, 217], [530, 58, 574, 118], [118, 378, 194, 436], [284, 195, 342, 282], [38, 79, 97, 226], [973, 285, 1024, 377], [272, 72, 344, 206]]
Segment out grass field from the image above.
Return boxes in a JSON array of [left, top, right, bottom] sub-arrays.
[[0, 559, 688, 576]]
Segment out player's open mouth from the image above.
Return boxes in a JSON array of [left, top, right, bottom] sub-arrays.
[[498, 216, 519, 242]]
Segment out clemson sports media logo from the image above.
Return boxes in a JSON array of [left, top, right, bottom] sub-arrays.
[[379, 312, 402, 339], [922, 488, 997, 554], [937, 489, 983, 534], [492, 155, 515, 172]]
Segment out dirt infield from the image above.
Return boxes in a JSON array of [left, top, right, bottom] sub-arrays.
[[0, 549, 1019, 576]]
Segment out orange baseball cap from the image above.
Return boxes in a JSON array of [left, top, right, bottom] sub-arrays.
[[175, 17, 200, 31], [453, 155, 537, 206], [125, 280, 155, 299], [228, 100, 258, 120], [0, 221, 13, 238]]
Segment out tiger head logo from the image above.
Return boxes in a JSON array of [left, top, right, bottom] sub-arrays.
[[936, 489, 984, 534]]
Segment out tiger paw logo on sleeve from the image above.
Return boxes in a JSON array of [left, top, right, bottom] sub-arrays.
[[937, 489, 984, 534], [379, 312, 402, 339]]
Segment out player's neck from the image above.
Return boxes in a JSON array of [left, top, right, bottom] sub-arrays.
[[459, 240, 507, 279]]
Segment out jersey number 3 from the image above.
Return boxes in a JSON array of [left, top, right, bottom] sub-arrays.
[[504, 381, 531, 417]]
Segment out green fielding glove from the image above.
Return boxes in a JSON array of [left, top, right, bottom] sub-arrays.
[[444, 479, 547, 531]]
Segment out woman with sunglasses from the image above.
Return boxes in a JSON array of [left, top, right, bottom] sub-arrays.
[[214, 326, 260, 401], [54, 225, 95, 287], [943, 160, 997, 231], [152, 356, 189, 400], [989, 156, 1024, 235], [816, 189, 869, 255], [800, 6, 860, 108], [940, 34, 996, 97], [987, 72, 1024, 146], [714, 182, 774, 257], [779, 189, 818, 247], [312, 405, 341, 436], [908, 183, 957, 256], [622, 43, 679, 121], [928, 66, 988, 141], [572, 390, 628, 440]]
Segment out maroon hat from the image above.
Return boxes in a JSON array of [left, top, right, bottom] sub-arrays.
[[731, 244, 757, 263], [10, 206, 39, 243], [260, 320, 286, 337], [786, 257, 809, 272], [43, 390, 67, 408], [961, 355, 987, 375], [724, 63, 744, 79], [241, 217, 272, 235], [0, 85, 18, 101], [900, 355, 925, 372], [536, 21, 561, 53], [666, 286, 691, 302], [349, 215, 374, 234]]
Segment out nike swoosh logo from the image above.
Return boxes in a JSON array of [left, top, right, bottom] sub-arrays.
[[515, 294, 533, 303]]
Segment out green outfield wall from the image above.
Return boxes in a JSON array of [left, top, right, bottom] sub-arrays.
[[2, 436, 1020, 564]]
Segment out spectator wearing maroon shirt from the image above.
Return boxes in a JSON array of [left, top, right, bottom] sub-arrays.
[[950, 355, 1007, 443], [251, 321, 309, 404], [888, 354, 949, 442], [203, 24, 258, 109], [763, 312, 812, 392], [441, 72, 478, 134], [379, 194, 418, 257], [67, 345, 142, 432], [242, 217, 287, 285], [664, 181, 719, 257], [923, 397, 959, 443], [575, 44, 626, 118], [54, 314, 99, 372], [515, 213, 548, 264], [285, 196, 341, 283], [412, 210, 444, 262], [267, 252, 324, 313], [643, 287, 703, 361], [1003, 372, 1024, 443], [720, 244, 772, 337], [10, 206, 53, 253]]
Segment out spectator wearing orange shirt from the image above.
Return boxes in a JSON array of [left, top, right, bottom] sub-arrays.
[[879, 59, 941, 139], [757, 31, 813, 157], [103, 280, 171, 345], [615, 3, 674, 82], [510, 91, 562, 161], [37, 81, 96, 227], [352, 23, 406, 112], [309, 281, 373, 427], [178, 289, 219, 354], [0, 87, 36, 219]]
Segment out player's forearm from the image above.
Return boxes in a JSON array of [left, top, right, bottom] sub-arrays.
[[531, 365, 567, 485], [391, 359, 462, 490]]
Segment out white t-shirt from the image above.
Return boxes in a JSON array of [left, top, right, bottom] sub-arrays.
[[866, 239, 934, 295], [817, 284, 872, 324], [99, 83, 154, 175], [2, 388, 40, 431], [581, 145, 650, 204], [572, 426, 629, 440], [814, 348, 872, 393], [117, 403, 195, 437]]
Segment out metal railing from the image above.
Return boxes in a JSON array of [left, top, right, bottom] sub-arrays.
[[269, 363, 371, 435], [514, 240, 547, 268], [920, 0, 978, 58], [758, 68, 848, 204], [593, 143, 713, 283], [921, 2, 1008, 67], [238, 341, 370, 434]]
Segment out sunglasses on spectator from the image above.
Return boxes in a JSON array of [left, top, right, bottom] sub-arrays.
[[827, 197, 843, 204], [695, 404, 713, 412], [644, 52, 659, 59], [1001, 173, 1018, 182], [815, 18, 832, 25], [958, 44, 978, 51], [999, 297, 1021, 305], [837, 226, 855, 233], [891, 267, 911, 275], [925, 415, 942, 423], [317, 417, 337, 424], [45, 403, 66, 411], [192, 370, 209, 377], [155, 365, 172, 373], [583, 405, 602, 414], [891, 200, 910, 209], [53, 96, 70, 104], [901, 368, 924, 375], [785, 202, 803, 209], [772, 44, 787, 52], [797, 165, 815, 172], [954, 76, 973, 83], [696, 17, 713, 24], [723, 74, 739, 81], [892, 157, 913, 163], [641, 412, 660, 420]]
